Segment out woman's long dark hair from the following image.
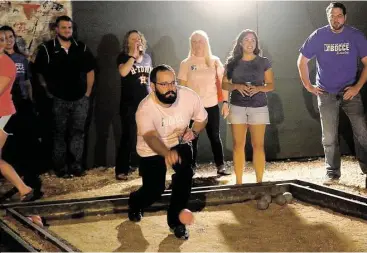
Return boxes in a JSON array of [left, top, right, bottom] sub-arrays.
[[225, 29, 261, 80], [0, 25, 25, 56]]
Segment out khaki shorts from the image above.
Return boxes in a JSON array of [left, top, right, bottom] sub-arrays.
[[227, 105, 270, 125]]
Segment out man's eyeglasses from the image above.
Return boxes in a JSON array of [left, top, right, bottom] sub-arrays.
[[156, 81, 177, 87]]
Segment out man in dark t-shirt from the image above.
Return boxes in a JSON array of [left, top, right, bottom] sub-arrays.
[[34, 16, 95, 178], [115, 30, 152, 180]]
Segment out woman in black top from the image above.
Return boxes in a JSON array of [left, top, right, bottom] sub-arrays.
[[115, 30, 153, 180]]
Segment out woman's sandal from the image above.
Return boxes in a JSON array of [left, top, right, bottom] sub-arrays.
[[20, 189, 34, 202]]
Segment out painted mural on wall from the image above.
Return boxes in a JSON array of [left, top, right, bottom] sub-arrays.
[[0, 0, 72, 59]]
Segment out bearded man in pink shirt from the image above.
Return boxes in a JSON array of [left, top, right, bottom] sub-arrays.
[[128, 64, 208, 240]]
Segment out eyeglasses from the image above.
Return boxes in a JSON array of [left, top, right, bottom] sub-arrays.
[[156, 81, 177, 87]]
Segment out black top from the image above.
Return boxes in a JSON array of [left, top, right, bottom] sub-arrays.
[[34, 38, 96, 101], [116, 53, 152, 110]]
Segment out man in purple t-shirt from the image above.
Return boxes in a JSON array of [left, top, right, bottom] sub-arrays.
[[297, 2, 367, 186]]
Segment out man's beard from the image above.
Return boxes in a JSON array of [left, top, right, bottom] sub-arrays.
[[331, 22, 344, 31], [155, 89, 177, 105], [57, 34, 72, 41]]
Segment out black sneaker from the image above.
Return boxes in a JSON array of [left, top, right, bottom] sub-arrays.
[[129, 167, 138, 173], [71, 169, 86, 177], [56, 171, 72, 179], [170, 225, 189, 240], [128, 209, 142, 222]]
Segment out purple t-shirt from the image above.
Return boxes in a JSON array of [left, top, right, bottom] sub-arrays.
[[300, 25, 367, 93], [230, 56, 271, 107], [9, 53, 30, 101]]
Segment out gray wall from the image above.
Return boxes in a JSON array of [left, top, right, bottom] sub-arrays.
[[71, 1, 367, 168]]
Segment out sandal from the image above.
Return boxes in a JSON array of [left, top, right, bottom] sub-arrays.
[[20, 189, 34, 202]]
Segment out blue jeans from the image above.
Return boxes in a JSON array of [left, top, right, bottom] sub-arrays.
[[317, 92, 367, 177]]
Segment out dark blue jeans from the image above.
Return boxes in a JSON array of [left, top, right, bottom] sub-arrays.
[[317, 92, 367, 177], [52, 96, 89, 173]]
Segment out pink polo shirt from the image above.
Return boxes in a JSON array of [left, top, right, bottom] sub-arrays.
[[0, 54, 16, 116], [178, 55, 224, 108]]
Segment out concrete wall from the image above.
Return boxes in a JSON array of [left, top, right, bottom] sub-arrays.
[[71, 1, 367, 168]]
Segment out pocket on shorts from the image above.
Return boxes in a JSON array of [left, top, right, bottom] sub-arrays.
[[227, 105, 247, 124], [248, 106, 270, 125]]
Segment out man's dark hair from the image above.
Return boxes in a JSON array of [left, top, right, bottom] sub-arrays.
[[55, 15, 73, 26], [150, 64, 175, 84], [326, 2, 347, 15]]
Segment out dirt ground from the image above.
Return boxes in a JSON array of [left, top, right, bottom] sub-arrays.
[[48, 201, 367, 252], [1, 156, 367, 252], [1, 156, 366, 202]]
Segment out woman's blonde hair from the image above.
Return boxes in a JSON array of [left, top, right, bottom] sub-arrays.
[[188, 30, 214, 67], [122, 30, 147, 55]]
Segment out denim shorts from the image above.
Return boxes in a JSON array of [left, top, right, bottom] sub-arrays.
[[0, 115, 12, 135], [227, 105, 270, 125]]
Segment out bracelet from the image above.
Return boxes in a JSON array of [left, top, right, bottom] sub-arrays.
[[192, 129, 199, 138], [222, 101, 228, 104]]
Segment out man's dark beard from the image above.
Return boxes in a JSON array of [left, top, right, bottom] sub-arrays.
[[332, 23, 344, 31], [57, 34, 72, 41], [155, 89, 177, 104]]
